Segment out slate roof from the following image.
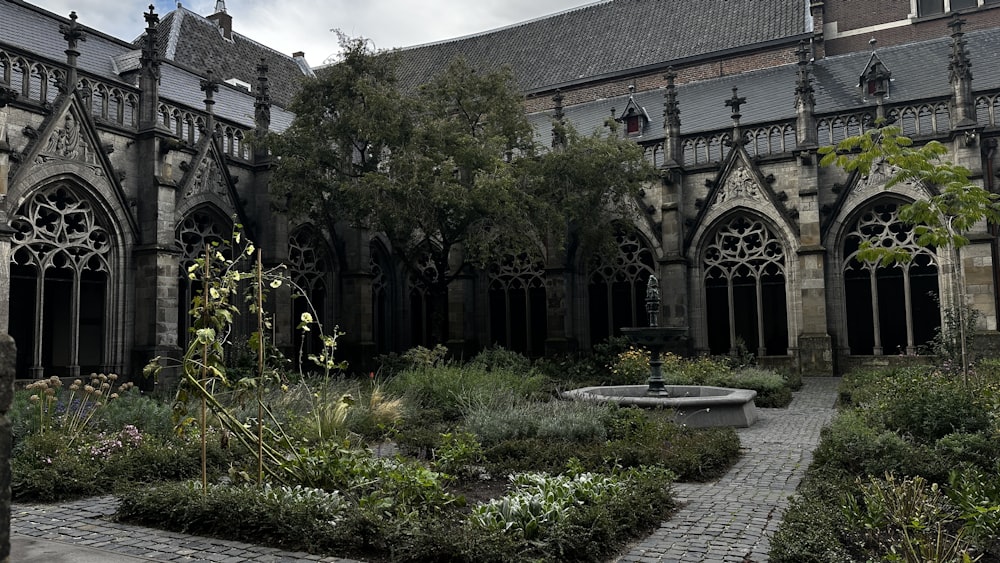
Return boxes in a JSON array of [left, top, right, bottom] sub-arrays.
[[528, 26, 1000, 144], [0, 0, 300, 131], [154, 7, 311, 108], [394, 0, 811, 94]]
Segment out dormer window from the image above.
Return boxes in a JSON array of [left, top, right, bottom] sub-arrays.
[[615, 86, 650, 137], [625, 114, 641, 135], [859, 51, 892, 101]]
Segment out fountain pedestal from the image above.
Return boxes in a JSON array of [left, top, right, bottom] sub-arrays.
[[621, 326, 687, 396]]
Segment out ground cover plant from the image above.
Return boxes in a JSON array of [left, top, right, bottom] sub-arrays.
[[770, 365, 1000, 562]]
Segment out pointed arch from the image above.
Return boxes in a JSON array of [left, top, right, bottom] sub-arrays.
[[287, 226, 336, 371], [175, 206, 233, 347], [839, 197, 940, 355], [10, 181, 126, 377], [487, 251, 547, 356], [587, 224, 656, 344], [370, 239, 397, 354], [700, 211, 789, 356]]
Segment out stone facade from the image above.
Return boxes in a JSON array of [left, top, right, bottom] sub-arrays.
[[4, 0, 1000, 377]]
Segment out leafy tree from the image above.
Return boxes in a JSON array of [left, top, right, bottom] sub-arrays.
[[520, 122, 654, 265], [819, 124, 1000, 382], [269, 37, 655, 344]]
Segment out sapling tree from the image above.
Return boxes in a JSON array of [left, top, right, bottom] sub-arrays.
[[819, 124, 1000, 384]]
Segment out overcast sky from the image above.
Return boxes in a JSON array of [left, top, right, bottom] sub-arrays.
[[24, 0, 597, 66]]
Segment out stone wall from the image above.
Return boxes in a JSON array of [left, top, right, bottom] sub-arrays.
[[0, 334, 14, 563]]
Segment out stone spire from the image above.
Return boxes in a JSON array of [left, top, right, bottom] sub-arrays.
[[794, 41, 817, 148], [550, 91, 566, 149], [948, 14, 976, 128], [138, 5, 161, 131], [662, 68, 681, 165], [725, 86, 746, 144], [60, 11, 85, 93], [254, 59, 272, 155], [200, 69, 219, 136]]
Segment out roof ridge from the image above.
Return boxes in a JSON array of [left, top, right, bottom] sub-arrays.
[[169, 4, 309, 69], [398, 0, 612, 52]]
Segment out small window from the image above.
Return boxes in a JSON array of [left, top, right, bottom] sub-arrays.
[[626, 115, 640, 135], [952, 0, 978, 8], [918, 0, 944, 14]]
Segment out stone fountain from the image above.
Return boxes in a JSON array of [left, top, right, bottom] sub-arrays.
[[620, 275, 686, 396], [561, 276, 759, 427]]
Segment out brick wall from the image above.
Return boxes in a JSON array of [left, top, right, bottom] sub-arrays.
[[524, 45, 802, 113], [826, 3, 1000, 55]]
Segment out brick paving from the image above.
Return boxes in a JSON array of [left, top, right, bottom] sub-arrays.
[[12, 377, 839, 563], [616, 376, 840, 563]]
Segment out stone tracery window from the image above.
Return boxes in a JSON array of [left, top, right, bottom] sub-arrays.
[[370, 242, 395, 354], [10, 184, 115, 377], [488, 253, 546, 356], [175, 209, 232, 347], [408, 253, 441, 347], [703, 214, 788, 356], [588, 226, 655, 344], [843, 200, 940, 355], [288, 228, 334, 369]]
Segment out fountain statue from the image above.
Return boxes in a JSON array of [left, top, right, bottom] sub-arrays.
[[621, 275, 686, 396]]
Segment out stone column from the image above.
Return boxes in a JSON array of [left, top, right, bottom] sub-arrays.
[[796, 152, 834, 374], [0, 334, 15, 563]]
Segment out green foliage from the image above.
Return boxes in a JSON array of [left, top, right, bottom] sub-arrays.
[[463, 400, 608, 446], [387, 364, 547, 423], [948, 466, 1000, 558], [116, 481, 350, 554], [22, 373, 135, 443], [478, 405, 739, 481], [467, 346, 532, 374], [607, 346, 650, 385], [853, 367, 990, 443], [12, 428, 232, 502], [469, 466, 675, 562], [432, 431, 485, 478], [842, 474, 977, 563], [773, 365, 1000, 561], [770, 479, 853, 563]]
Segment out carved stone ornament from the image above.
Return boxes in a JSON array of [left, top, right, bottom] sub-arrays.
[[714, 166, 763, 205], [847, 159, 911, 205], [184, 157, 228, 199], [35, 109, 102, 175]]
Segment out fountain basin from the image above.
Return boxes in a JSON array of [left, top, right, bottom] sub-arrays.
[[561, 385, 758, 428]]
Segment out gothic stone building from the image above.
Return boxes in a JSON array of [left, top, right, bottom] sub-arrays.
[[4, 0, 1000, 379]]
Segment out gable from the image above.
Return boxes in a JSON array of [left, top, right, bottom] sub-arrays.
[[684, 143, 799, 253]]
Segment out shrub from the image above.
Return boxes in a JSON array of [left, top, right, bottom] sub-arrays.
[[857, 368, 990, 443], [388, 364, 547, 422], [116, 481, 351, 553], [607, 346, 650, 385], [770, 490, 852, 562], [842, 474, 976, 562], [463, 400, 608, 446], [469, 466, 676, 562], [468, 346, 532, 374]]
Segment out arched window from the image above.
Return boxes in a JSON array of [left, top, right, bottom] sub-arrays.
[[370, 242, 395, 354], [843, 200, 940, 355], [10, 184, 115, 377], [703, 215, 788, 356], [487, 253, 546, 356], [175, 209, 232, 347], [588, 226, 655, 344], [288, 228, 334, 372], [408, 253, 441, 347]]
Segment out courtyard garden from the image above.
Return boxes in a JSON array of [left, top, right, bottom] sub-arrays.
[[10, 328, 803, 562]]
